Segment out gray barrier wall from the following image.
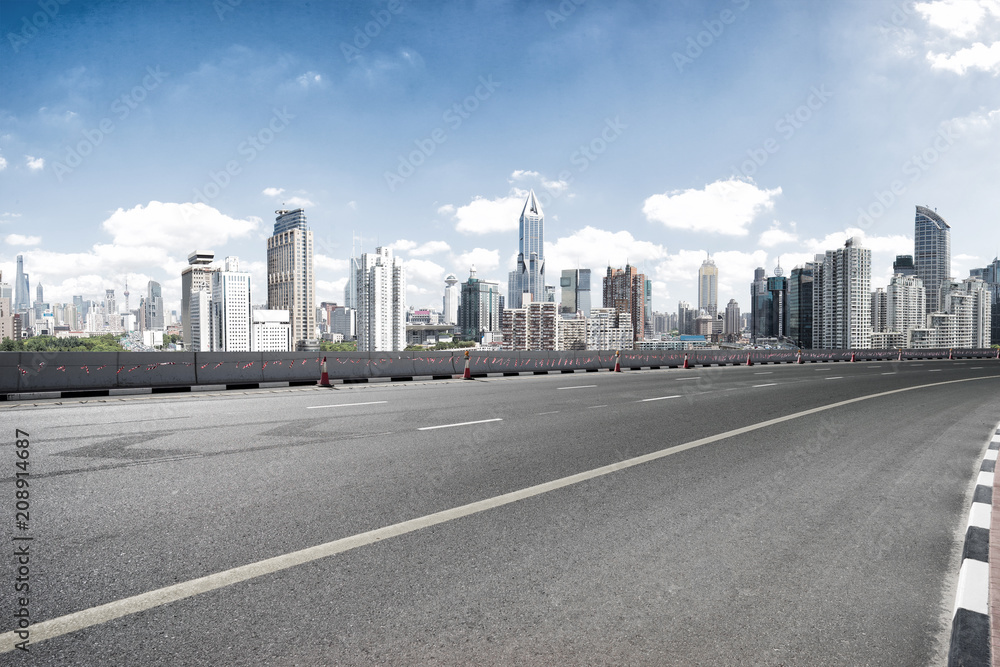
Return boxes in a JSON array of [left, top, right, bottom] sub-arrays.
[[2, 348, 997, 395]]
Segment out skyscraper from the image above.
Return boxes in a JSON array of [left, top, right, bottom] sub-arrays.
[[603, 264, 646, 342], [886, 273, 925, 345], [871, 288, 887, 334], [724, 299, 741, 337], [146, 280, 164, 331], [813, 237, 872, 349], [267, 208, 316, 349], [211, 257, 252, 352], [893, 255, 916, 277], [356, 246, 406, 352], [181, 251, 217, 345], [677, 300, 694, 335], [14, 255, 29, 312], [507, 190, 545, 309], [443, 273, 460, 325], [104, 289, 117, 329], [459, 266, 501, 342], [559, 268, 592, 317], [914, 205, 951, 314], [698, 257, 718, 317], [789, 262, 816, 348]]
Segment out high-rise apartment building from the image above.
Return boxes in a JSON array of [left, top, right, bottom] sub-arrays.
[[724, 299, 741, 337], [751, 266, 788, 341], [14, 255, 29, 312], [356, 246, 406, 352], [698, 257, 718, 317], [603, 264, 646, 342], [914, 205, 951, 314], [789, 262, 815, 348], [211, 257, 252, 352], [586, 308, 634, 350], [145, 281, 164, 331], [458, 266, 501, 342], [886, 273, 925, 345], [190, 291, 212, 351], [559, 268, 592, 317], [443, 273, 460, 325], [267, 208, 316, 350], [871, 288, 887, 334], [104, 289, 117, 329], [812, 238, 872, 349], [508, 190, 545, 309], [677, 300, 694, 335], [969, 257, 1000, 345], [501, 297, 558, 351]]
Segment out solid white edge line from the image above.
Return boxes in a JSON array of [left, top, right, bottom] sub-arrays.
[[417, 418, 503, 431], [639, 395, 682, 402], [955, 559, 990, 615], [557, 385, 597, 390], [306, 401, 388, 409], [4, 373, 1000, 653], [968, 502, 992, 530]]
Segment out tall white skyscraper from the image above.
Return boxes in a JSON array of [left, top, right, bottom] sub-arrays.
[[356, 246, 406, 351], [914, 205, 951, 314], [813, 237, 872, 349], [212, 256, 252, 352], [698, 257, 718, 316], [14, 255, 29, 312], [443, 273, 459, 325], [508, 190, 544, 309], [267, 208, 316, 349], [189, 291, 213, 352]]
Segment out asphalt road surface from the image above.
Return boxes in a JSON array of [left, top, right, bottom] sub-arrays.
[[2, 358, 999, 665]]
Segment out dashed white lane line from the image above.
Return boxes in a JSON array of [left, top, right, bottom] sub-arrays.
[[639, 395, 682, 402], [417, 418, 503, 431], [972, 367, 984, 370], [753, 372, 773, 375], [557, 385, 597, 390], [928, 369, 942, 372], [307, 401, 388, 410], [753, 383, 778, 388], [826, 377, 843, 380], [537, 410, 560, 415], [675, 377, 700, 380], [5, 373, 1000, 654], [882, 372, 896, 375], [587, 405, 609, 409]]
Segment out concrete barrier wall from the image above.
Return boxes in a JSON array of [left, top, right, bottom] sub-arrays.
[[1, 348, 996, 394]]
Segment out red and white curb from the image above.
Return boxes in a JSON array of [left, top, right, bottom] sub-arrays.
[[948, 422, 999, 667]]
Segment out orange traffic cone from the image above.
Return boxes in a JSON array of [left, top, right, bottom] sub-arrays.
[[948, 348, 953, 360], [613, 350, 621, 373], [897, 348, 902, 362], [318, 356, 331, 387], [850, 351, 856, 362], [796, 349, 803, 364], [462, 350, 472, 380], [683, 353, 690, 369], [746, 353, 753, 367]]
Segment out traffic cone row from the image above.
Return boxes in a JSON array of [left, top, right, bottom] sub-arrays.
[[317, 356, 331, 387]]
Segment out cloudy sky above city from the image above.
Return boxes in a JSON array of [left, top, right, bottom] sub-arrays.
[[1, 0, 998, 316]]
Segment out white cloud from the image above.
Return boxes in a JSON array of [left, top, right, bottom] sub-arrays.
[[314, 254, 349, 272], [546, 227, 668, 278], [916, 0, 989, 38], [758, 221, 799, 247], [953, 253, 982, 277], [948, 106, 1000, 132], [510, 169, 570, 195], [25, 155, 44, 171], [928, 41, 1000, 73], [102, 201, 259, 252], [296, 71, 323, 88], [454, 247, 500, 274], [801, 228, 911, 255], [347, 200, 358, 210], [444, 189, 528, 235], [403, 258, 446, 286], [642, 179, 782, 236], [262, 187, 285, 197], [0, 154, 6, 170], [388, 239, 418, 252], [285, 196, 314, 208], [5, 234, 41, 246]]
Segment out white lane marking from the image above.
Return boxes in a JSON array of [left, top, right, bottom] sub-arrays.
[[882, 372, 896, 375], [972, 367, 983, 370], [928, 369, 942, 373], [5, 373, 1000, 654], [674, 377, 700, 380], [587, 405, 608, 409], [557, 385, 597, 390], [417, 418, 502, 431], [639, 395, 682, 402], [753, 383, 777, 388], [753, 372, 772, 375], [969, 502, 991, 530], [911, 364, 924, 367], [537, 410, 560, 415], [955, 559, 989, 615], [826, 377, 843, 380], [306, 401, 387, 410]]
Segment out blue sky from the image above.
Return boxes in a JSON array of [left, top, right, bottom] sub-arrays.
[[1, 0, 998, 318]]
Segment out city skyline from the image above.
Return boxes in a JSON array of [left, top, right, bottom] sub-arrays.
[[1, 1, 999, 318]]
